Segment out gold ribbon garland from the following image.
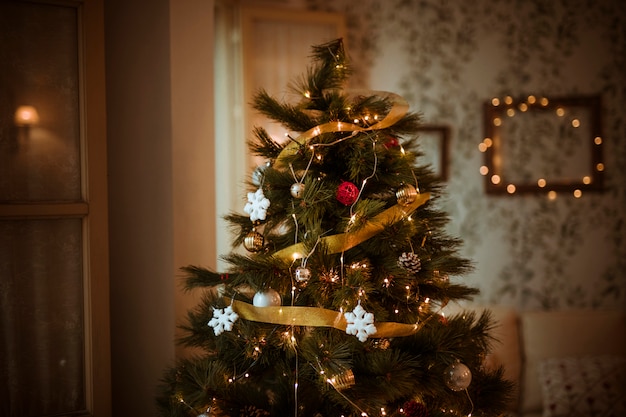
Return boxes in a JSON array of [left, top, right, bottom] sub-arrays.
[[229, 298, 422, 338], [275, 90, 410, 167], [274, 192, 430, 262], [241, 193, 430, 338], [235, 91, 425, 339]]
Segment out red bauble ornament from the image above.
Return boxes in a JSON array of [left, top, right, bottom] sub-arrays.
[[384, 135, 400, 149], [402, 400, 430, 417], [336, 181, 359, 206]]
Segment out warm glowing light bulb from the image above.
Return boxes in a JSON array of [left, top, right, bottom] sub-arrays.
[[594, 136, 602, 145], [519, 103, 528, 111], [548, 191, 557, 200], [478, 143, 488, 152], [491, 98, 500, 106], [596, 163, 605, 171], [507, 184, 516, 194], [537, 178, 547, 187], [483, 138, 493, 147], [556, 107, 565, 116], [573, 189, 582, 198], [571, 118, 581, 128], [479, 165, 489, 175], [540, 97, 549, 106], [14, 105, 40, 126], [506, 108, 515, 117], [582, 176, 591, 184], [504, 95, 513, 105], [493, 117, 502, 126], [527, 95, 536, 104], [491, 174, 501, 185]]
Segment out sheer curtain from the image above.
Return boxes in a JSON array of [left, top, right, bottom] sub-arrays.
[[0, 2, 88, 416], [213, 2, 345, 269]]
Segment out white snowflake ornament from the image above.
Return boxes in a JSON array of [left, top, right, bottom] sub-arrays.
[[244, 188, 270, 222], [344, 302, 377, 342], [208, 305, 239, 335]]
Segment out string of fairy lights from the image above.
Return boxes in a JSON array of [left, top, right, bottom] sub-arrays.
[[215, 88, 475, 416], [181, 46, 482, 417]]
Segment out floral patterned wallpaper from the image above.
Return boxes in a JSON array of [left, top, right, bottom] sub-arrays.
[[303, 0, 626, 311]]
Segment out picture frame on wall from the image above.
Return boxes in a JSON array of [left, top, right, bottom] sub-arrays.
[[416, 124, 450, 181], [481, 94, 604, 196]]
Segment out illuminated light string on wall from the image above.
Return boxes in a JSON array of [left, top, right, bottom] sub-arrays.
[[479, 94, 605, 198]]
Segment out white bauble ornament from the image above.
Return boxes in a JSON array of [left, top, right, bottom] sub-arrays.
[[295, 266, 312, 282], [444, 361, 472, 391], [290, 182, 305, 198], [252, 289, 282, 307]]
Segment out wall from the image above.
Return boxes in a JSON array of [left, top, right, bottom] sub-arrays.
[[105, 0, 215, 415], [302, 0, 626, 311]]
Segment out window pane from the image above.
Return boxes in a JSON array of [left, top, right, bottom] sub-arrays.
[[0, 2, 81, 202], [0, 219, 85, 416]]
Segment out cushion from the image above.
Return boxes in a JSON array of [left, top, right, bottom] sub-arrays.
[[538, 355, 626, 417], [520, 310, 626, 414]]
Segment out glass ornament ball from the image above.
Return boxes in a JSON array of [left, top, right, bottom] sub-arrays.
[[295, 266, 312, 282], [336, 181, 359, 206], [396, 184, 418, 206], [243, 230, 264, 252], [290, 182, 305, 198], [328, 369, 355, 391], [252, 163, 269, 186], [252, 289, 282, 307], [444, 362, 472, 391]]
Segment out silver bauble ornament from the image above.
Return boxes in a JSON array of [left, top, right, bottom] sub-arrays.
[[444, 361, 472, 391], [295, 266, 312, 282], [290, 182, 305, 198], [252, 162, 270, 186], [243, 230, 264, 252], [396, 184, 419, 206], [252, 289, 282, 307]]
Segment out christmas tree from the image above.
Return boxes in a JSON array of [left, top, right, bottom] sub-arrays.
[[157, 39, 513, 417]]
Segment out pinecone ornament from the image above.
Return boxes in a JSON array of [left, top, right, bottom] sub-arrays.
[[398, 252, 421, 273]]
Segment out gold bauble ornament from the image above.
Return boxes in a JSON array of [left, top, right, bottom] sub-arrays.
[[328, 369, 355, 391], [243, 230, 264, 252], [396, 184, 419, 206]]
